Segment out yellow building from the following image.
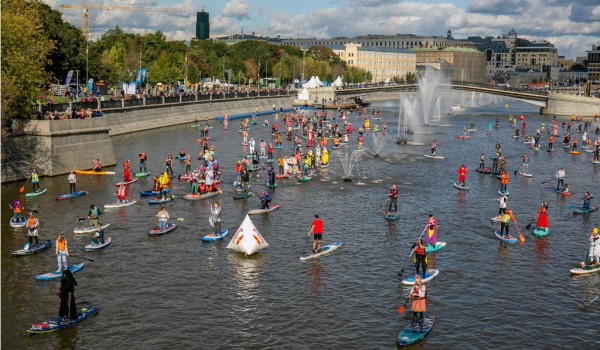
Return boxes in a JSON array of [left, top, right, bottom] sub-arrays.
[[413, 47, 486, 83], [331, 43, 416, 83]]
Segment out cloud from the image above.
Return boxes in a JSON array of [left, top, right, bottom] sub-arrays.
[[569, 3, 600, 22], [467, 0, 530, 15], [221, 0, 250, 20]]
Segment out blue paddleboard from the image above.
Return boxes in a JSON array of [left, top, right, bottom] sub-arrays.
[[27, 306, 99, 334], [397, 316, 435, 346], [35, 263, 85, 281], [495, 230, 518, 243], [201, 229, 229, 242]]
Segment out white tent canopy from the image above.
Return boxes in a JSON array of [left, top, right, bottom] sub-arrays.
[[302, 76, 318, 88], [297, 88, 310, 100], [314, 76, 325, 87], [332, 76, 343, 87]]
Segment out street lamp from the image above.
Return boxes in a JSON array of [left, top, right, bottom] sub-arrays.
[[301, 48, 307, 84], [258, 54, 269, 87], [222, 50, 234, 83]]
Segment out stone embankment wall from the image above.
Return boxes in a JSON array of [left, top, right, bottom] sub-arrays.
[[1, 118, 116, 183], [1, 96, 293, 183], [541, 92, 600, 117]]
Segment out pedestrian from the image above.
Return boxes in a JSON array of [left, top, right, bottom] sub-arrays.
[[555, 167, 566, 190], [58, 270, 77, 321], [307, 214, 323, 253], [68, 171, 77, 194], [55, 233, 69, 272], [26, 212, 40, 247], [156, 206, 170, 230], [410, 275, 427, 328]]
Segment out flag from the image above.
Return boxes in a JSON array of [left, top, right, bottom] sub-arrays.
[[136, 69, 143, 83], [140, 69, 147, 83], [65, 70, 74, 87]]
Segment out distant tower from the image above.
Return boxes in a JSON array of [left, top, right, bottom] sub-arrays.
[[446, 29, 452, 39], [196, 10, 209, 40]]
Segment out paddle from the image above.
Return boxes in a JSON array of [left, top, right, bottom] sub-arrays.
[[384, 198, 390, 216], [512, 215, 525, 243], [541, 178, 555, 184], [302, 233, 310, 256], [525, 214, 539, 230], [397, 297, 411, 314], [23, 242, 30, 250], [397, 268, 405, 278], [22, 208, 40, 214], [513, 165, 521, 175], [19, 176, 31, 193], [70, 255, 94, 262]]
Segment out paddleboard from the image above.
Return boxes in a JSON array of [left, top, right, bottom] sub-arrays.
[[518, 171, 533, 178], [300, 242, 342, 261], [593, 161, 600, 164], [402, 270, 439, 285], [233, 191, 254, 200], [73, 170, 115, 175], [498, 190, 509, 196], [573, 206, 598, 215], [148, 195, 175, 204], [425, 242, 446, 253], [554, 188, 572, 196], [570, 264, 600, 275], [35, 263, 85, 281], [532, 227, 550, 238], [494, 231, 518, 243], [298, 176, 312, 182], [397, 316, 435, 346], [11, 240, 52, 256], [103, 200, 138, 208], [475, 168, 492, 174], [10, 217, 27, 228], [140, 189, 170, 196], [490, 215, 501, 223], [265, 182, 278, 188], [114, 179, 138, 187], [84, 237, 112, 251], [424, 154, 444, 159], [248, 205, 280, 215], [182, 192, 219, 200], [27, 306, 99, 334], [467, 128, 478, 132], [247, 165, 262, 172], [546, 149, 554, 152], [73, 223, 111, 234], [384, 212, 400, 221], [274, 145, 284, 149], [455, 135, 470, 139], [25, 188, 48, 197], [135, 172, 150, 178], [201, 229, 229, 242], [55, 190, 88, 201], [453, 183, 469, 191], [148, 223, 177, 236]]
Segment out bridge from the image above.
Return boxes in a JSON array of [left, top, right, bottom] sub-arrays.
[[334, 83, 600, 116], [335, 83, 548, 107]]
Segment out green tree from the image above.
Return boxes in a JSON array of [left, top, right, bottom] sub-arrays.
[[405, 72, 417, 84], [1, 0, 54, 128]]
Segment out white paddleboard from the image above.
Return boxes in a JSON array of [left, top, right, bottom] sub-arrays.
[[518, 171, 533, 178], [300, 242, 342, 261], [104, 200, 138, 208], [248, 205, 280, 215], [424, 154, 444, 159], [402, 269, 439, 285]]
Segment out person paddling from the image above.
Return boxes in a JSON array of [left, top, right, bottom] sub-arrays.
[[88, 204, 101, 227], [387, 185, 399, 214], [457, 164, 467, 187], [68, 171, 77, 194], [55, 233, 69, 272], [92, 225, 105, 245], [411, 239, 427, 279], [582, 192, 593, 211], [31, 169, 41, 192], [9, 199, 24, 223], [26, 212, 40, 247], [156, 206, 170, 230], [410, 275, 427, 329], [555, 167, 566, 191], [139, 152, 148, 173], [587, 228, 600, 265], [259, 191, 271, 209], [59, 269, 78, 321], [535, 203, 549, 229], [307, 214, 323, 254]]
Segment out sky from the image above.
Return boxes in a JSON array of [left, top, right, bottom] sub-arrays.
[[45, 0, 600, 60]]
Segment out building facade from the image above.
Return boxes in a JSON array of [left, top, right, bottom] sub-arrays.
[[195, 11, 210, 40], [330, 43, 416, 83], [281, 33, 475, 51], [413, 47, 486, 83], [588, 44, 600, 83]]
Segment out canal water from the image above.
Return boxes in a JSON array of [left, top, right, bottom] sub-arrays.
[[2, 98, 599, 349]]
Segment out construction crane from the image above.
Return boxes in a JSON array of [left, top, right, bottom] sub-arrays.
[[59, 2, 187, 39]]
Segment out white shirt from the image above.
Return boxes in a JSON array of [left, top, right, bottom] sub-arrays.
[[68, 173, 76, 184]]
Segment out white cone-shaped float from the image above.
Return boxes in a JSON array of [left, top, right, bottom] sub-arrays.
[[226, 215, 269, 255]]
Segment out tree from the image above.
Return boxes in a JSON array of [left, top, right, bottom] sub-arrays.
[[405, 72, 417, 84], [1, 0, 55, 130]]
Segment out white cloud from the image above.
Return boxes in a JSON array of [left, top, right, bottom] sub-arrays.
[[221, 0, 250, 20]]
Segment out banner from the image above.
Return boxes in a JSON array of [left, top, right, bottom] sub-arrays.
[[65, 70, 74, 87], [136, 69, 142, 84], [127, 83, 137, 95], [87, 78, 94, 92], [140, 68, 147, 83]]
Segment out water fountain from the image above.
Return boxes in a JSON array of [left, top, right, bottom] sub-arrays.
[[334, 150, 363, 182], [372, 132, 386, 157]]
